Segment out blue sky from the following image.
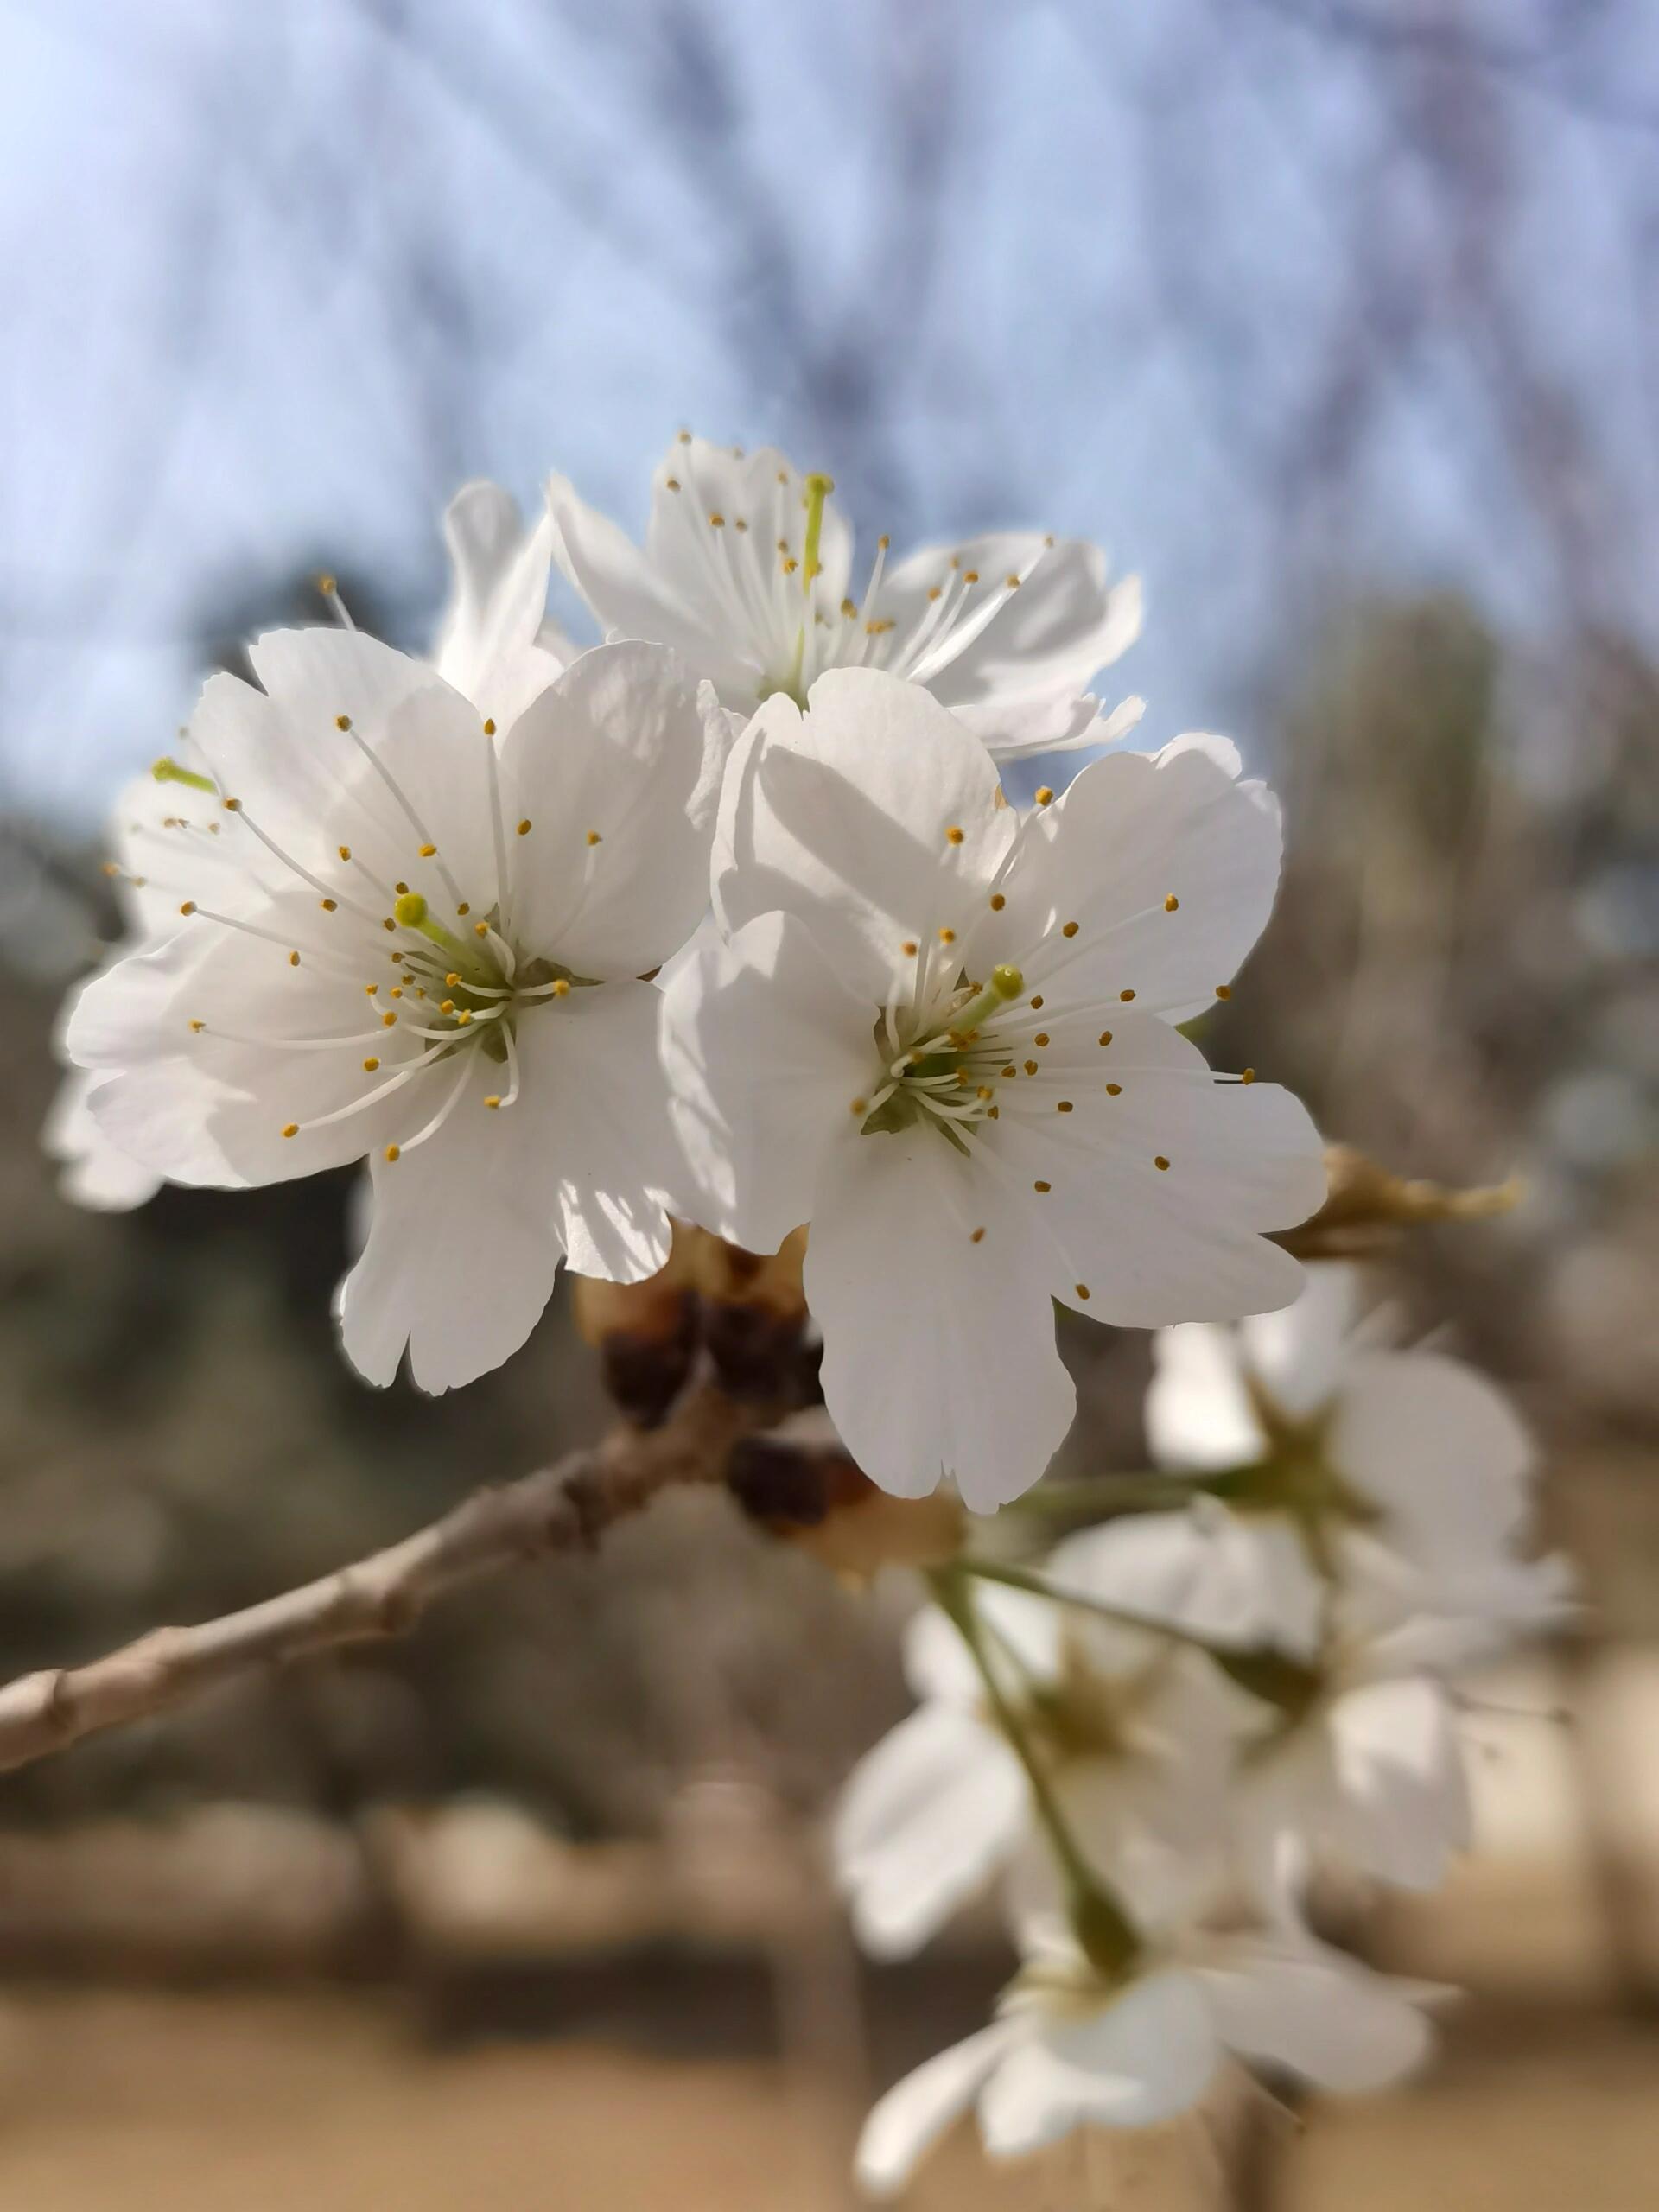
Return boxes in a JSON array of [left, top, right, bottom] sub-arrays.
[[4, 0, 1656, 824]]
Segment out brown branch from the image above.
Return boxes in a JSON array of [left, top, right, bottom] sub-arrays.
[[0, 1385, 767, 1781]]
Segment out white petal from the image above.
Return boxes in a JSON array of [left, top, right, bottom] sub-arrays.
[[1239, 1262, 1362, 1421], [659, 911, 874, 1254], [336, 1050, 564, 1391], [42, 1068, 162, 1211], [432, 480, 568, 728], [511, 983, 678, 1284], [1146, 1321, 1264, 1471], [1328, 1349, 1535, 1558], [882, 535, 1140, 709], [1046, 1509, 1325, 1659], [545, 464, 742, 681], [713, 670, 1014, 1000], [963, 688, 1145, 763], [980, 1970, 1219, 2157], [855, 2025, 1017, 2200], [804, 1126, 1076, 1510], [985, 1016, 1324, 1325], [502, 643, 729, 978], [1198, 1942, 1437, 2094], [998, 735, 1284, 1020], [1326, 1675, 1471, 1889], [835, 1705, 1027, 1957]]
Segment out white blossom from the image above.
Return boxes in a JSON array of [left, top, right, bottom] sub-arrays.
[[836, 1552, 1233, 1960], [856, 1916, 1437, 2196], [65, 630, 729, 1390], [547, 435, 1144, 756], [662, 670, 1324, 1509], [48, 481, 568, 1215]]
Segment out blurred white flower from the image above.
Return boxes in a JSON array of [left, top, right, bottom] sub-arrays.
[[662, 670, 1323, 1508], [836, 1554, 1233, 1959], [47, 480, 570, 1215], [856, 1917, 1437, 2196], [1141, 1265, 1551, 1656], [65, 632, 728, 1390], [547, 434, 1144, 756]]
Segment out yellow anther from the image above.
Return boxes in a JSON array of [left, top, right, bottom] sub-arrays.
[[938, 926, 956, 944], [456, 1009, 474, 1024], [418, 842, 436, 857], [1002, 1065, 1017, 1077], [456, 902, 471, 916], [664, 476, 681, 492], [320, 898, 337, 912], [902, 939, 918, 957], [878, 535, 890, 550], [389, 986, 403, 999], [734, 518, 748, 531], [1029, 995, 1044, 1009], [288, 950, 300, 966], [1097, 1030, 1113, 1047], [482, 717, 496, 735], [382, 1011, 397, 1027], [1165, 893, 1179, 912], [586, 830, 601, 847], [841, 597, 856, 617], [474, 920, 489, 937], [970, 1226, 986, 1243], [1061, 919, 1079, 938], [709, 512, 726, 527], [339, 845, 352, 861], [1033, 1031, 1049, 1046], [188, 1019, 205, 1033], [1005, 574, 1020, 588], [335, 715, 352, 731], [282, 1122, 299, 1139], [384, 1145, 401, 1163], [1106, 1083, 1122, 1096], [945, 824, 964, 845], [551, 978, 570, 997], [1215, 983, 1232, 1001], [1033, 1179, 1052, 1193], [1057, 1099, 1073, 1113], [102, 861, 119, 877], [362, 1057, 379, 1072], [782, 556, 799, 575], [316, 573, 336, 595], [1074, 1283, 1090, 1300], [441, 999, 455, 1015], [1241, 1067, 1256, 1084], [484, 1095, 501, 1109], [849, 1096, 868, 1116], [1024, 1059, 1039, 1076], [223, 797, 242, 813], [1120, 988, 1136, 1002], [445, 972, 461, 987], [976, 1086, 994, 1100], [365, 983, 378, 997], [1044, 534, 1055, 547], [963, 569, 980, 583], [1154, 1155, 1170, 1171], [927, 586, 943, 601], [382, 918, 396, 932], [517, 818, 532, 836], [1034, 785, 1054, 806], [179, 899, 196, 916]]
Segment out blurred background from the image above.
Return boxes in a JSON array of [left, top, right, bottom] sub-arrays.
[[2, 0, 1657, 2204]]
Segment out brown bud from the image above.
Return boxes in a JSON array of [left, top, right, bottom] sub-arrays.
[[698, 1228, 812, 1402], [1273, 1143, 1522, 1262], [728, 1410, 964, 1579], [573, 1223, 703, 1427]]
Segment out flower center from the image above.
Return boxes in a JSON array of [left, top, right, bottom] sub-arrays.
[[854, 963, 1025, 1151]]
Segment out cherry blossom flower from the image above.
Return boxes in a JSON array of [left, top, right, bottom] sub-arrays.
[[1136, 1264, 1554, 1656], [856, 1916, 1437, 2196], [661, 669, 1324, 1509], [48, 481, 569, 1215], [65, 631, 729, 1390], [835, 1546, 1234, 1959], [546, 435, 1144, 755]]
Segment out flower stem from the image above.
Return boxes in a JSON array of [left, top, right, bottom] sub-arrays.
[[926, 1563, 1140, 1979], [958, 1555, 1236, 1658]]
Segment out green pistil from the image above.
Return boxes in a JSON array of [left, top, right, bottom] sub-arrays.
[[392, 890, 489, 976], [947, 963, 1024, 1039], [800, 472, 834, 592], [151, 754, 215, 795]]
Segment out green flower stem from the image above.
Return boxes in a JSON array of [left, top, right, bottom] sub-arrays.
[[926, 1563, 1140, 1978]]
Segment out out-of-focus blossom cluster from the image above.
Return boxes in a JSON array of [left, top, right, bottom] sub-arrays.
[[839, 1266, 1571, 2193]]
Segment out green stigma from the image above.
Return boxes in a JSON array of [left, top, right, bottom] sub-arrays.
[[948, 964, 1027, 1041], [392, 891, 428, 928], [800, 473, 834, 592], [151, 755, 215, 795]]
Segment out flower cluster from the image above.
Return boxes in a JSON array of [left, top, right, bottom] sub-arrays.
[[839, 1266, 1571, 2191], [46, 435, 1562, 2192], [51, 435, 1319, 1437]]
